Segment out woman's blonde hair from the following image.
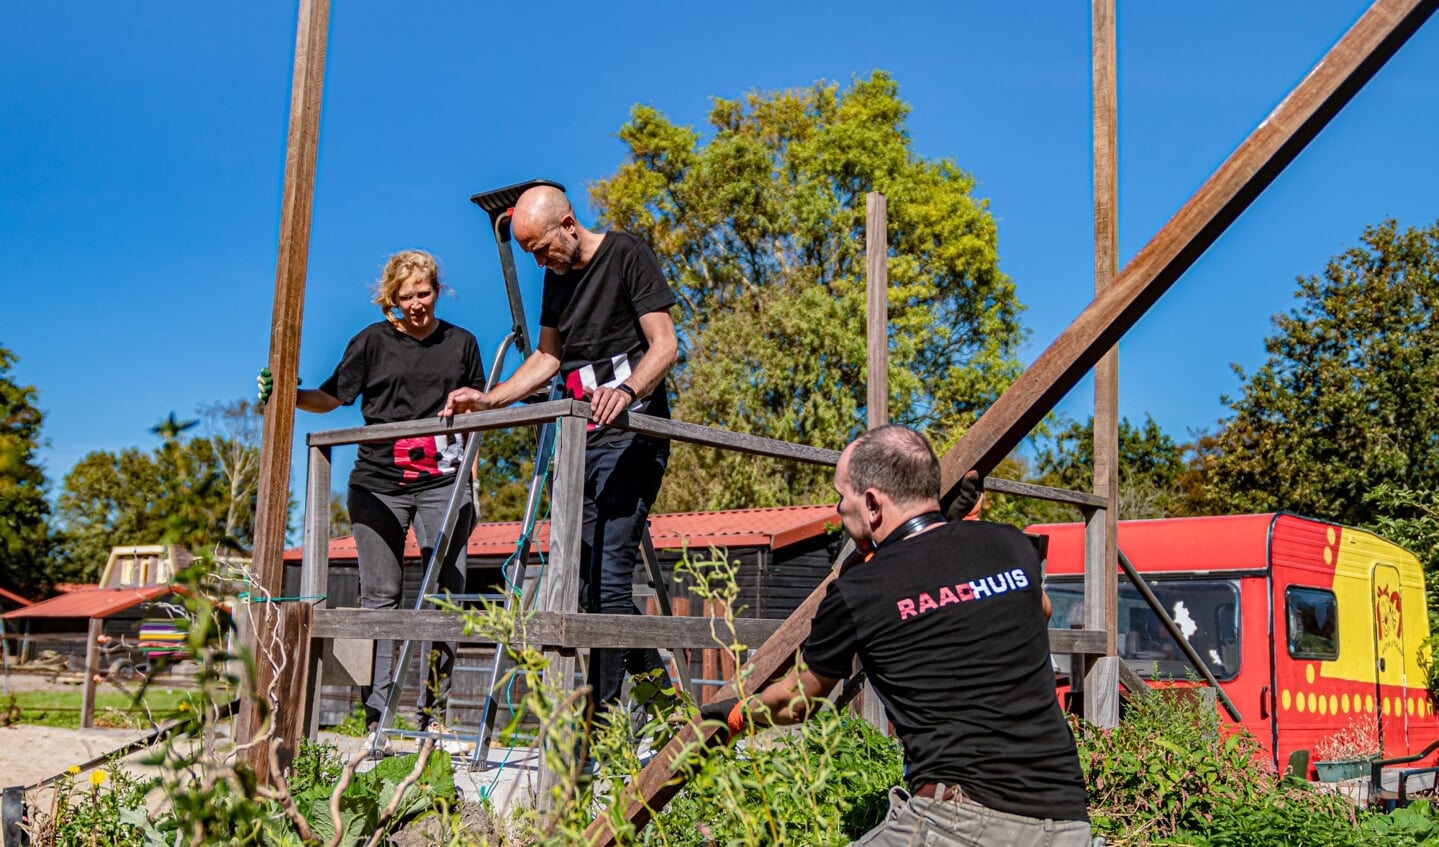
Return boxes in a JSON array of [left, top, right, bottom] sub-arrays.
[[372, 250, 443, 319]]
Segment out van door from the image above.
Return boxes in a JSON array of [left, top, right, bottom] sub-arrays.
[[1373, 563, 1409, 755]]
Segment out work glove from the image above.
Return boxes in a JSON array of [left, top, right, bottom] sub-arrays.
[[256, 368, 274, 409], [256, 368, 300, 411], [944, 470, 984, 522], [698, 696, 747, 741]]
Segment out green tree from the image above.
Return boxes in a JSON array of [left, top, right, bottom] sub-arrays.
[[54, 447, 163, 581], [0, 346, 52, 594], [1020, 414, 1193, 524], [197, 399, 262, 550], [1365, 483, 1439, 628], [1201, 219, 1439, 526], [472, 423, 541, 523], [590, 71, 1025, 510], [54, 404, 261, 581], [328, 491, 351, 538]]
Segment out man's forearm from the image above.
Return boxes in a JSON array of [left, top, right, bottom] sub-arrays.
[[487, 349, 561, 406]]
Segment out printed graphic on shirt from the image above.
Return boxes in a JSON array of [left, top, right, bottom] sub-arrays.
[[564, 353, 641, 429], [393, 433, 466, 485], [895, 567, 1031, 621]]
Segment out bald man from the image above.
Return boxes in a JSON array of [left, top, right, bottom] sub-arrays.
[[701, 426, 1089, 847], [443, 185, 679, 728]]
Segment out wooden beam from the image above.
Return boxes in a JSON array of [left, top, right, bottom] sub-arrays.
[[309, 399, 842, 466], [535, 414, 585, 809], [310, 609, 786, 648], [938, 0, 1439, 509], [241, 0, 330, 782], [866, 191, 889, 430], [982, 477, 1108, 508], [79, 618, 102, 730], [587, 1, 1439, 841], [1086, 0, 1122, 732]]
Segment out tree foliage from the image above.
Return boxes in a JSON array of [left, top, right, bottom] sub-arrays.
[[0, 345, 52, 594], [1018, 414, 1194, 524], [590, 71, 1025, 510], [1200, 219, 1439, 526], [54, 401, 264, 581]]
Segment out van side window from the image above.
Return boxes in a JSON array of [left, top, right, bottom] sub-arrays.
[[1286, 587, 1338, 659]]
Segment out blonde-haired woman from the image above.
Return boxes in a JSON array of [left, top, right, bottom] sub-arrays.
[[259, 249, 484, 756]]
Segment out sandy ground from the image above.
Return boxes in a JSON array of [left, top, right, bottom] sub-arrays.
[[0, 671, 541, 815]]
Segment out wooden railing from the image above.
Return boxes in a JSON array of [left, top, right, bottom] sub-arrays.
[[294, 400, 1112, 799]]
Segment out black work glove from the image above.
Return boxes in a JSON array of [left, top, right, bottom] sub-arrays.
[[944, 470, 984, 521], [699, 696, 743, 740]]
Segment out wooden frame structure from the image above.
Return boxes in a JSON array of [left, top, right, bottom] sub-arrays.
[[241, 0, 1439, 838], [286, 401, 1107, 803]]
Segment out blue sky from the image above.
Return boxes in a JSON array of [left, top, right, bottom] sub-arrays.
[[3, 1, 1437, 508]]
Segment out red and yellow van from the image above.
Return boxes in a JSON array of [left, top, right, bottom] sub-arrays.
[[1032, 512, 1439, 774]]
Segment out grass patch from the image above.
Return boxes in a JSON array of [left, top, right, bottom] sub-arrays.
[[7, 687, 191, 729]]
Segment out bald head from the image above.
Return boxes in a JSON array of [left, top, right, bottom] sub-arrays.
[[512, 186, 573, 241], [511, 185, 597, 274]]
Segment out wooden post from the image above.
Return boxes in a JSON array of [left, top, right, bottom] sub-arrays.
[[79, 618, 102, 730], [300, 444, 332, 739], [536, 413, 585, 809], [1086, 0, 1121, 729], [865, 191, 889, 429], [241, 0, 330, 783], [857, 190, 890, 731], [585, 1, 1439, 840]]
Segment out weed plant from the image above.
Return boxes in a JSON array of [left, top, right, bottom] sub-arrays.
[[1075, 686, 1386, 846]]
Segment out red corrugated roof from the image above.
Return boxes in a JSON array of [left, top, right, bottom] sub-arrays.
[[1, 585, 176, 620], [285, 503, 839, 563], [0, 586, 32, 607]]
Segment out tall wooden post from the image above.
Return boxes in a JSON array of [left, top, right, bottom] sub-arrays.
[[79, 618, 102, 730], [1086, 0, 1121, 727], [536, 413, 586, 809], [857, 191, 889, 731], [865, 192, 889, 429], [241, 0, 330, 782]]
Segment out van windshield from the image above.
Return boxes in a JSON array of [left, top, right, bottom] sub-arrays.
[[1045, 578, 1241, 682]]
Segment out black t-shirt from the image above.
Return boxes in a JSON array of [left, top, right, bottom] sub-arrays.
[[538, 232, 676, 447], [803, 520, 1089, 822], [319, 319, 486, 494]]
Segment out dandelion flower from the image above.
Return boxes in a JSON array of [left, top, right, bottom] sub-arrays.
[[66, 765, 81, 775], [89, 770, 107, 787], [178, 702, 190, 712]]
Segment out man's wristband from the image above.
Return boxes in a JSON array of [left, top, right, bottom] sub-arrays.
[[616, 383, 638, 400]]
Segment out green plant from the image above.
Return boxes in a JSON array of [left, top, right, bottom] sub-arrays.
[[39, 757, 159, 847], [332, 700, 414, 737], [1075, 688, 1385, 846], [1315, 714, 1381, 763]]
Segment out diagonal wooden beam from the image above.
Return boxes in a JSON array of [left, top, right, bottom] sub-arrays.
[[586, 0, 1437, 842], [938, 0, 1438, 509]]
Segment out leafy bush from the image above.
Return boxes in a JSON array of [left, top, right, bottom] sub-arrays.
[[1076, 687, 1384, 846]]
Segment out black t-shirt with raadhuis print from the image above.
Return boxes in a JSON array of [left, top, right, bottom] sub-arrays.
[[538, 232, 676, 447], [319, 319, 486, 495], [803, 520, 1089, 822]]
